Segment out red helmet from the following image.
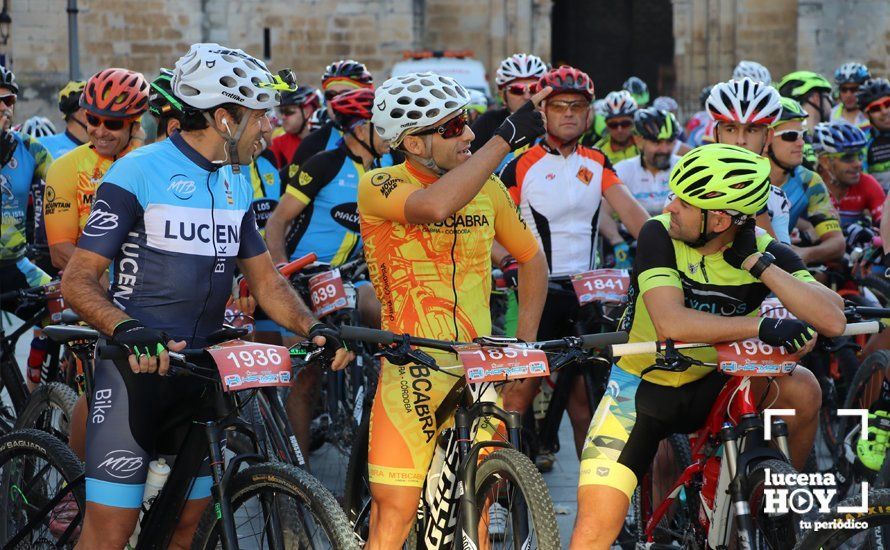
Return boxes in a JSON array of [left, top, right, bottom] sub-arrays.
[[537, 66, 594, 101], [81, 68, 149, 119], [330, 88, 374, 129]]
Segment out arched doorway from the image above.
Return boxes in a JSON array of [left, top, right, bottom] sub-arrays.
[[551, 0, 674, 101]]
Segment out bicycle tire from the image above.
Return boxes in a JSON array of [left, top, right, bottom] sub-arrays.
[[742, 458, 800, 550], [634, 434, 694, 545], [472, 447, 560, 550], [14, 382, 77, 442], [191, 462, 357, 549], [0, 428, 86, 548], [862, 276, 890, 306], [793, 488, 890, 549]]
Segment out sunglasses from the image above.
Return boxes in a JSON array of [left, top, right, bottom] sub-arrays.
[[85, 113, 129, 131], [607, 120, 633, 130], [278, 107, 300, 117], [826, 151, 865, 163], [0, 94, 16, 107], [774, 129, 805, 143], [839, 86, 860, 94], [506, 83, 534, 96], [867, 98, 890, 114], [547, 100, 589, 114], [416, 111, 469, 139]]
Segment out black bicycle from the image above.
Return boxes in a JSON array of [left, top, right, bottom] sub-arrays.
[[338, 324, 628, 549], [0, 328, 356, 549]]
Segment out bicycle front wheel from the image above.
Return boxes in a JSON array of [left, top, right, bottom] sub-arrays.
[[793, 488, 890, 549], [472, 447, 560, 550], [191, 462, 357, 549]]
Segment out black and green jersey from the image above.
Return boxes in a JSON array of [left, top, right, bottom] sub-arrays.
[[617, 214, 816, 387]]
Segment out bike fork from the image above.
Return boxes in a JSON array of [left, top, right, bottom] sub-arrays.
[[507, 414, 532, 546], [206, 422, 239, 550], [722, 423, 755, 550]]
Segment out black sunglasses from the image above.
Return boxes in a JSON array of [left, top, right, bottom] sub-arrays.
[[774, 129, 805, 143], [86, 113, 127, 130]]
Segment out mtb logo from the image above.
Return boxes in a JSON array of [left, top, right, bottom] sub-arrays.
[[83, 199, 119, 237], [98, 449, 144, 479]]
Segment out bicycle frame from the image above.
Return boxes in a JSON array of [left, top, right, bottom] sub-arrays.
[[642, 372, 792, 546]]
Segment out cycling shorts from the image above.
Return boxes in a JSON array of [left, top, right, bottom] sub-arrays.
[[368, 360, 501, 488], [85, 349, 216, 508], [579, 364, 727, 500]]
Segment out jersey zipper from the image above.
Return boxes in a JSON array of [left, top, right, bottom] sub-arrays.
[[700, 256, 710, 283]]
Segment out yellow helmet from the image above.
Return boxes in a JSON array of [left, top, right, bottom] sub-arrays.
[[58, 80, 86, 116]]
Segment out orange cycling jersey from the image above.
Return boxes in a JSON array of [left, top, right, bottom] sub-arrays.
[[44, 143, 137, 246], [357, 160, 539, 487]]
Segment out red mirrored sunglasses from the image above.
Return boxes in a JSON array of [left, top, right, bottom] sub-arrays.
[[416, 111, 469, 139]]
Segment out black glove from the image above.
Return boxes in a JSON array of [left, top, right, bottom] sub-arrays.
[[111, 319, 168, 358], [494, 100, 545, 151], [846, 223, 876, 250], [723, 218, 759, 270], [758, 318, 816, 353], [308, 322, 345, 360], [0, 129, 17, 168], [498, 255, 519, 288]]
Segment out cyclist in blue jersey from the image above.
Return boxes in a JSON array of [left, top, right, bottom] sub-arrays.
[[61, 44, 350, 550], [265, 88, 387, 454], [767, 97, 844, 264], [0, 64, 55, 319], [858, 78, 890, 192], [39, 81, 89, 159]]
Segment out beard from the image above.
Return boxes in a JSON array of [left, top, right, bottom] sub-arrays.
[[651, 152, 671, 170]]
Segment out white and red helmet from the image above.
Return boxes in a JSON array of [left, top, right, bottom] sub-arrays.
[[706, 77, 783, 125], [495, 53, 548, 88]]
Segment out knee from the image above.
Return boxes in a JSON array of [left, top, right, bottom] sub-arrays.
[[788, 367, 821, 418]]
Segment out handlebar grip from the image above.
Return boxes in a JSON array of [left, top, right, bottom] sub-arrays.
[[844, 321, 883, 336], [849, 307, 890, 320], [339, 325, 396, 345], [609, 341, 658, 357], [98, 345, 129, 361], [280, 252, 318, 278], [579, 331, 629, 350]]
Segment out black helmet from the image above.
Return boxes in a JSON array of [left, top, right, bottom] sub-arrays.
[[321, 59, 372, 88], [634, 107, 680, 141], [58, 81, 86, 116], [857, 78, 890, 111], [148, 69, 184, 118], [0, 65, 18, 94], [281, 85, 321, 108], [699, 85, 713, 110]]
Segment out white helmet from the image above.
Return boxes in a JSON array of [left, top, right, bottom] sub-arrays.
[[22, 116, 56, 138], [732, 60, 772, 85], [172, 43, 281, 111], [652, 96, 679, 113], [373, 72, 470, 145], [593, 99, 608, 117], [495, 53, 548, 88], [602, 90, 638, 119], [706, 78, 783, 125]]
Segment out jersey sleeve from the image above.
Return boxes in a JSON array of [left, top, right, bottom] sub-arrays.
[[488, 177, 539, 263], [24, 135, 53, 181], [238, 207, 267, 259], [284, 150, 337, 205], [43, 155, 80, 246], [864, 174, 886, 223], [600, 152, 621, 192], [804, 173, 842, 236], [765, 240, 817, 283], [634, 218, 682, 294], [76, 181, 142, 260], [497, 156, 521, 205], [357, 168, 422, 224]]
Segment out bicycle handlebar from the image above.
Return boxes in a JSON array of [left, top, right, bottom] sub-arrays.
[[610, 321, 884, 357]]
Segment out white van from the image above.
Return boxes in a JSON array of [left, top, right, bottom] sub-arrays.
[[389, 51, 491, 100]]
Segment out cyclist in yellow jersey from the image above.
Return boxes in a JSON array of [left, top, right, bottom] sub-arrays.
[[360, 72, 551, 548], [595, 90, 639, 164], [44, 68, 148, 270], [570, 144, 846, 549]]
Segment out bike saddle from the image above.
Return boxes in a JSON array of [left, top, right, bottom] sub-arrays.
[[43, 324, 99, 344]]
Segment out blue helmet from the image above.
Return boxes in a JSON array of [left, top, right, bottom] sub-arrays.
[[812, 120, 867, 155], [834, 62, 870, 86]]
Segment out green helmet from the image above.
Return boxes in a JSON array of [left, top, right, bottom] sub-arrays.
[[669, 143, 771, 215], [148, 69, 183, 118], [771, 97, 808, 127], [777, 71, 832, 102]]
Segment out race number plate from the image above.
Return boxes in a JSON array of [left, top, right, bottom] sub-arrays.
[[454, 344, 550, 383], [206, 340, 291, 391], [571, 269, 630, 306], [758, 297, 796, 320], [308, 269, 348, 317], [44, 282, 65, 323], [716, 338, 798, 376]]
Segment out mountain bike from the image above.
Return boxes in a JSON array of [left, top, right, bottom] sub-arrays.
[[339, 325, 628, 549]]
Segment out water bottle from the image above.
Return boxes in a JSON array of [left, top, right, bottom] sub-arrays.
[[128, 458, 170, 547], [26, 332, 49, 383]]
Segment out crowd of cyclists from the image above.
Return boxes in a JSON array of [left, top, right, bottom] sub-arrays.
[[2, 39, 890, 549]]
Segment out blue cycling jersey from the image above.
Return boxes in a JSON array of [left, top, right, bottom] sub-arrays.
[[38, 130, 83, 160], [1, 131, 53, 261], [77, 131, 266, 347], [248, 149, 281, 233]]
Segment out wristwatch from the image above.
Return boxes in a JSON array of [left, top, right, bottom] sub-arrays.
[[748, 252, 775, 279]]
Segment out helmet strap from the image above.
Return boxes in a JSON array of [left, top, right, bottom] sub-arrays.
[[766, 144, 795, 174], [690, 210, 721, 248], [203, 110, 251, 174], [346, 123, 382, 168], [415, 134, 446, 176]]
